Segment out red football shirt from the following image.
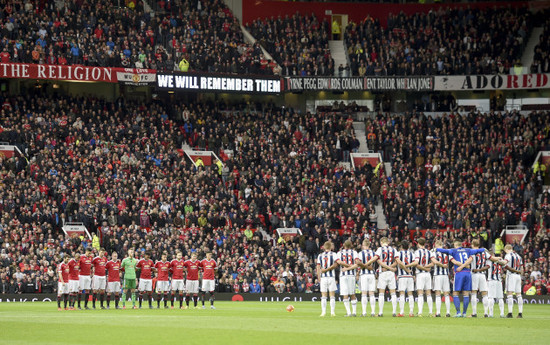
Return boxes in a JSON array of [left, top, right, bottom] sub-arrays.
[[170, 259, 185, 280], [200, 259, 217, 280], [184, 259, 201, 281], [106, 260, 121, 283], [68, 259, 80, 280], [57, 263, 69, 283], [92, 256, 107, 277], [137, 259, 154, 279], [79, 255, 93, 276], [155, 261, 170, 281]]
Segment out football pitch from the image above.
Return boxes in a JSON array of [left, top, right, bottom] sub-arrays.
[[1, 302, 549, 345]]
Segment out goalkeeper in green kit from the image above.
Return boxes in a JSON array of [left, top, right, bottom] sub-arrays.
[[121, 249, 139, 309]]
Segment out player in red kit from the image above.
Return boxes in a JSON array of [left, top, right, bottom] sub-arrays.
[[106, 251, 122, 309], [92, 249, 108, 309], [79, 247, 94, 309], [57, 256, 70, 310], [201, 250, 218, 309], [170, 251, 186, 309], [184, 253, 202, 309], [155, 253, 171, 308], [67, 253, 80, 310], [137, 251, 154, 309]]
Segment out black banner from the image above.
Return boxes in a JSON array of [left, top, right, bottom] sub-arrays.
[[156, 73, 282, 94], [285, 76, 433, 92]]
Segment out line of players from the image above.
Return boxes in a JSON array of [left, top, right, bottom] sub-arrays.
[[317, 237, 524, 318], [55, 247, 218, 310]]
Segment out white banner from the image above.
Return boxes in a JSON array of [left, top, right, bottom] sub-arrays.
[[434, 74, 550, 91], [276, 228, 302, 237]]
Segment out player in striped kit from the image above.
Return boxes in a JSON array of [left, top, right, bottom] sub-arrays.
[[503, 245, 524, 318], [317, 241, 340, 317], [336, 240, 358, 317], [396, 241, 415, 317], [355, 239, 377, 317], [431, 240, 451, 317], [413, 238, 434, 317], [487, 252, 506, 318], [372, 237, 405, 317]]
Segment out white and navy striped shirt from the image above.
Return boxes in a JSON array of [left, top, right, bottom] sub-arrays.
[[375, 245, 398, 268], [357, 249, 377, 275], [432, 250, 450, 276], [337, 249, 358, 276], [317, 251, 338, 278], [487, 260, 504, 281], [504, 252, 523, 274], [397, 250, 415, 278], [414, 248, 433, 275], [471, 250, 491, 272]]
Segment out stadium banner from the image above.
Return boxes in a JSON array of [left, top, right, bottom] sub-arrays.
[[1, 293, 549, 304], [501, 226, 529, 244], [285, 76, 433, 92], [0, 63, 156, 83], [156, 73, 282, 94], [350, 153, 382, 169], [276, 228, 302, 237], [434, 74, 550, 91]]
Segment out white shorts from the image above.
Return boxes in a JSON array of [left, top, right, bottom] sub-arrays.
[[79, 275, 92, 290], [138, 279, 153, 292], [398, 277, 414, 292], [339, 275, 356, 296], [505, 274, 522, 294], [433, 275, 450, 292], [320, 276, 337, 293], [57, 282, 69, 295], [472, 273, 488, 292], [107, 281, 121, 294], [377, 271, 396, 290], [202, 279, 215, 292], [416, 272, 432, 290], [69, 280, 80, 293], [360, 274, 376, 292], [92, 276, 106, 290], [156, 280, 170, 293], [186, 280, 199, 294], [488, 280, 504, 299], [171, 279, 185, 292]]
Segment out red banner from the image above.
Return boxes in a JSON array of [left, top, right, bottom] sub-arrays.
[[0, 63, 156, 83]]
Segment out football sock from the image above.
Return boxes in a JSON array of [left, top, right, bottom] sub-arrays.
[[361, 294, 368, 315], [157, 295, 161, 308], [463, 296, 470, 314], [343, 298, 351, 315], [171, 293, 175, 307], [417, 295, 424, 314], [92, 293, 97, 308], [202, 293, 206, 306], [84, 293, 89, 308], [330, 297, 336, 314], [471, 294, 477, 314], [445, 296, 451, 314], [78, 294, 82, 308], [131, 292, 136, 307], [100, 293, 104, 307], [378, 293, 384, 315], [186, 295, 190, 307], [351, 299, 357, 315], [488, 298, 494, 316], [64, 294, 68, 308], [453, 295, 461, 313], [427, 295, 433, 314], [507, 296, 513, 313], [148, 293, 153, 307], [210, 292, 215, 306], [179, 294, 184, 308], [57, 295, 61, 308], [408, 295, 414, 314], [163, 293, 168, 307], [115, 295, 119, 308], [121, 292, 126, 306], [391, 294, 397, 314], [435, 295, 442, 314], [106, 295, 111, 307], [482, 295, 489, 315], [518, 296, 523, 313], [139, 293, 143, 307], [369, 295, 376, 314], [498, 298, 505, 316], [321, 297, 327, 314], [399, 295, 405, 314], [193, 295, 198, 307]]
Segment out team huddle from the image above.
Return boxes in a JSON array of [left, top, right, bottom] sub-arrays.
[[56, 248, 218, 310], [317, 237, 524, 318]]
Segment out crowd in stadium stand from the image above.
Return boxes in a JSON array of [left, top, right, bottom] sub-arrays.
[[0, 0, 274, 74], [531, 17, 550, 74], [246, 13, 334, 76], [345, 7, 531, 76], [0, 92, 549, 295]]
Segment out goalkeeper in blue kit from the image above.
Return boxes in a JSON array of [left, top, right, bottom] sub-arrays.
[[436, 241, 484, 317]]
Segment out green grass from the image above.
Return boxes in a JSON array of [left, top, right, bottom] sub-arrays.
[[1, 301, 549, 344]]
